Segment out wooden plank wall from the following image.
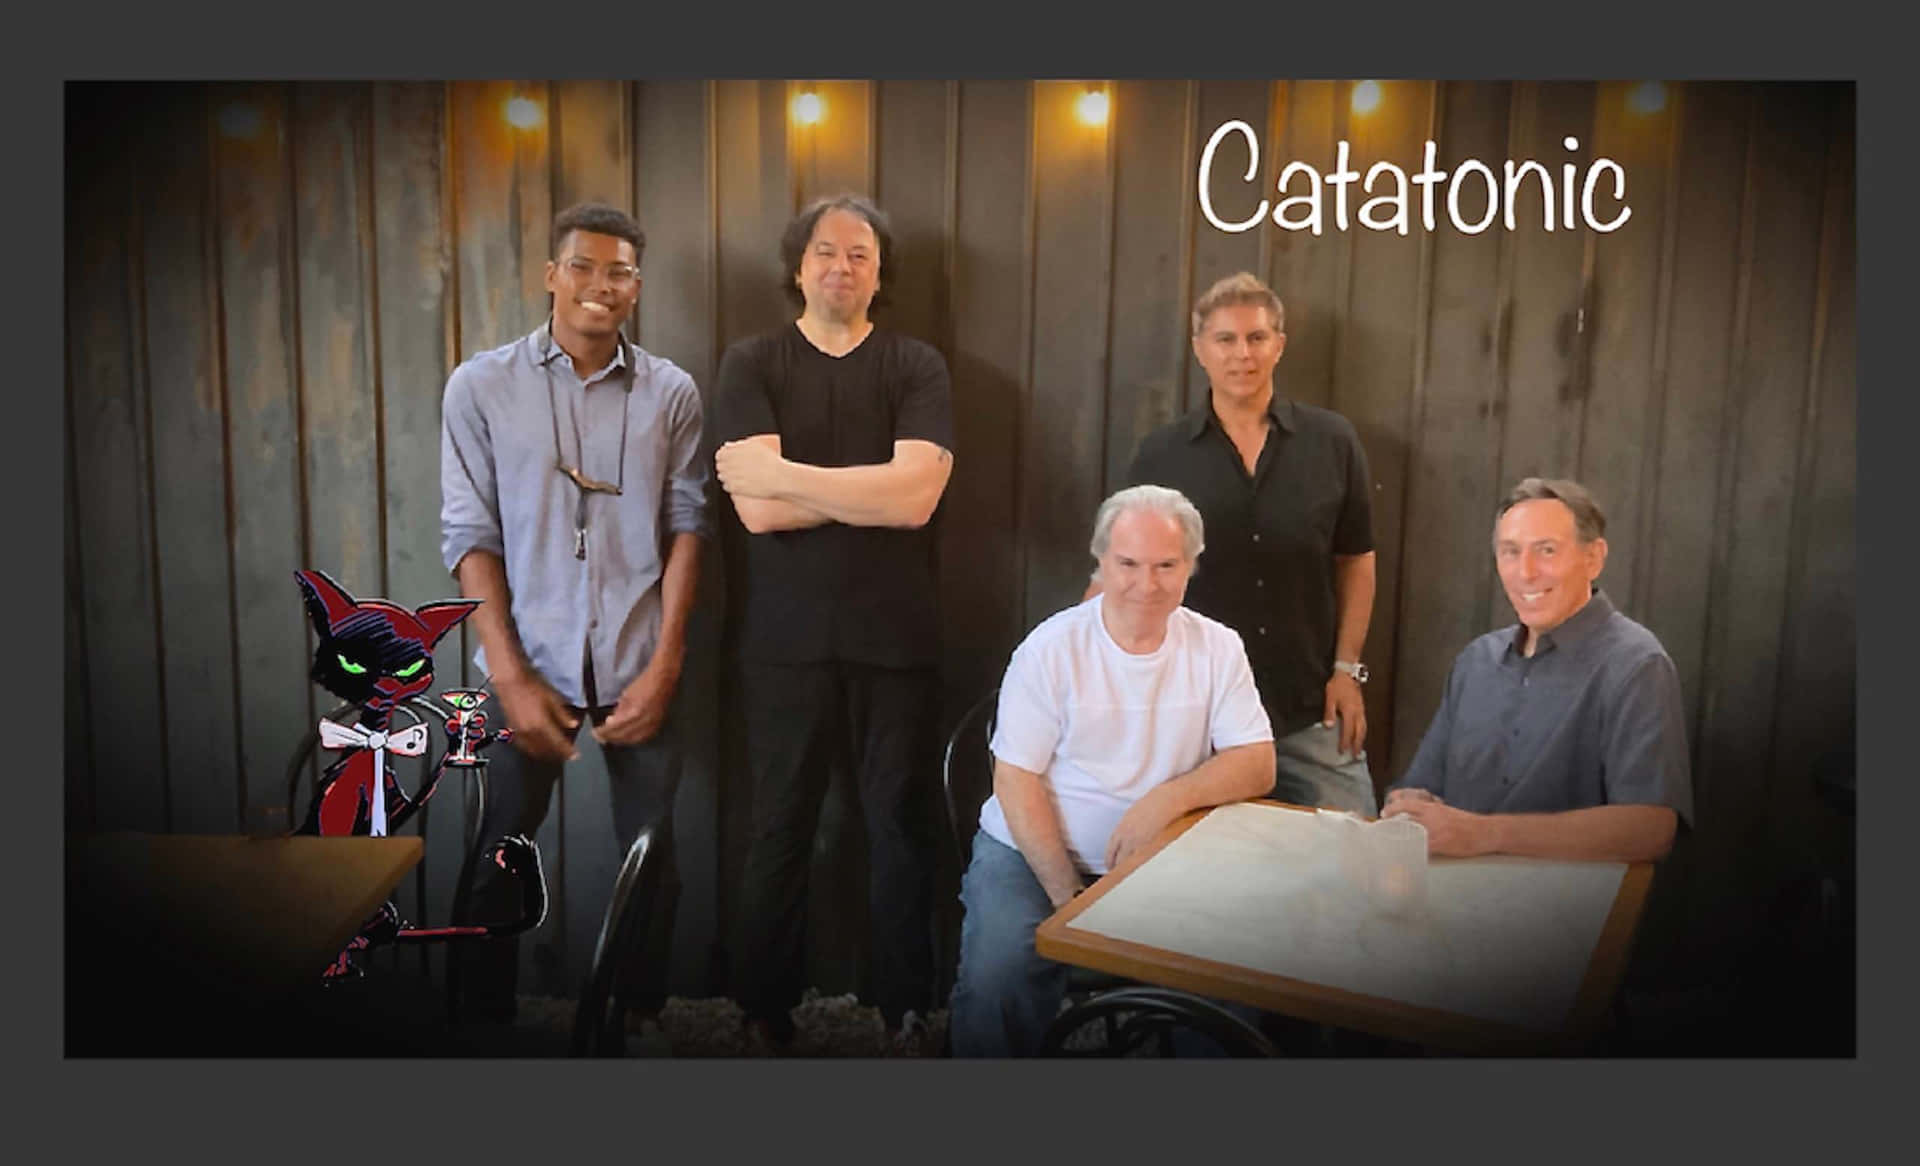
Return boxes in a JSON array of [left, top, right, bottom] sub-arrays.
[[65, 80, 1856, 1006]]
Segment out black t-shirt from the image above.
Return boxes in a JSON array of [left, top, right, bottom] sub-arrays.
[[712, 324, 954, 668], [1126, 397, 1373, 737]]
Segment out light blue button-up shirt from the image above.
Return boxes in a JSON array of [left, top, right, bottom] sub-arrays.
[[440, 324, 709, 707]]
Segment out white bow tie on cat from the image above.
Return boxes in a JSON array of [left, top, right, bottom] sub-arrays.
[[317, 719, 430, 836]]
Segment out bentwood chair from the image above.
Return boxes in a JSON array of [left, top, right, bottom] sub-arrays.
[[1040, 985, 1279, 1058], [571, 824, 668, 1056], [282, 693, 497, 1019]]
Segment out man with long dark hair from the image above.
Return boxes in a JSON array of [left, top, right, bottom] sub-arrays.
[[712, 194, 955, 1053]]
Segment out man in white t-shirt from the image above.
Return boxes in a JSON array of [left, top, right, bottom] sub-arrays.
[[948, 484, 1277, 1057]]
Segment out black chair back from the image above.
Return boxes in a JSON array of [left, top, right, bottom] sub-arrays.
[[941, 688, 1000, 869], [572, 824, 665, 1057]]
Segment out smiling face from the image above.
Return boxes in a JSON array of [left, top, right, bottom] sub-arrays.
[[794, 208, 880, 325], [545, 229, 641, 346], [1192, 302, 1286, 408], [1494, 498, 1608, 649], [1097, 507, 1194, 636]]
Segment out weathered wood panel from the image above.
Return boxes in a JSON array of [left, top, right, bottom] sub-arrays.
[[1768, 83, 1855, 854], [1577, 81, 1677, 621], [941, 78, 1030, 735], [1640, 82, 1748, 779], [1265, 79, 1344, 413], [210, 82, 311, 830], [874, 80, 952, 367], [293, 83, 384, 601], [1022, 80, 1116, 625], [634, 79, 724, 994], [69, 84, 167, 832], [1487, 82, 1600, 632], [1336, 79, 1434, 780], [66, 387, 94, 827], [370, 81, 462, 969], [138, 85, 242, 836], [1390, 81, 1512, 777], [1104, 80, 1194, 495], [797, 80, 873, 204], [1697, 83, 1828, 844]]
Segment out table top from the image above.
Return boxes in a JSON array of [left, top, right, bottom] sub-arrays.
[[67, 832, 425, 1002], [1034, 800, 1653, 1054]]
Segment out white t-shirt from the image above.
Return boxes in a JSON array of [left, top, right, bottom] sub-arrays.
[[980, 595, 1274, 875]]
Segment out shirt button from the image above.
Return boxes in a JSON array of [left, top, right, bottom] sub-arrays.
[[1256, 578, 1264, 589], [1258, 627, 1267, 636], [1252, 534, 1261, 543]]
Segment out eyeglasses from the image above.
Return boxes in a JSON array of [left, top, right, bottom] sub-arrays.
[[560, 256, 640, 288], [545, 343, 630, 560]]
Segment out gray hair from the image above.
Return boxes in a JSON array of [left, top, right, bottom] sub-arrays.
[[1090, 484, 1206, 562], [1494, 477, 1607, 544], [1191, 271, 1285, 336]]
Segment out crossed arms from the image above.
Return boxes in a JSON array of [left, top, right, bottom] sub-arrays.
[[714, 434, 952, 533]]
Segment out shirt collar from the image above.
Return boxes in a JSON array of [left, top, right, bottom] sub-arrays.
[[1184, 394, 1297, 441], [1506, 587, 1616, 658], [534, 321, 633, 385]]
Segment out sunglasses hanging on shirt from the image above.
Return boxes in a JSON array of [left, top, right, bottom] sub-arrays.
[[544, 331, 631, 560]]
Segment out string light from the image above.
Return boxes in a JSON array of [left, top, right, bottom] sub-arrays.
[[1352, 80, 1383, 115], [1075, 87, 1110, 128], [217, 102, 263, 140], [504, 95, 543, 130], [792, 90, 825, 126], [1627, 81, 1668, 115]]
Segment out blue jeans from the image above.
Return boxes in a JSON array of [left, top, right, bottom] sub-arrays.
[[948, 831, 1270, 1057], [948, 831, 1069, 1057], [1272, 720, 1377, 816]]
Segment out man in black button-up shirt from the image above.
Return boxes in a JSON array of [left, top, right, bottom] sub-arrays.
[[1119, 273, 1379, 815], [1382, 478, 1692, 863]]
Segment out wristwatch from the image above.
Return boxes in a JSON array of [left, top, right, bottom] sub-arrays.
[[1333, 660, 1369, 684]]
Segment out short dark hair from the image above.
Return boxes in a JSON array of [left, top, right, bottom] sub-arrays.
[[779, 193, 893, 310], [1496, 477, 1607, 544], [552, 202, 645, 264]]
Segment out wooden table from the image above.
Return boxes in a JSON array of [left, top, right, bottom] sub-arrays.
[[1035, 801, 1654, 1054], [67, 832, 425, 1053]]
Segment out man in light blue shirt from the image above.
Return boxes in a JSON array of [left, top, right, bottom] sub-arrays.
[[440, 202, 708, 1022]]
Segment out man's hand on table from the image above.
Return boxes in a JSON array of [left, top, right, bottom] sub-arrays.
[[1380, 788, 1493, 857], [1104, 785, 1182, 872]]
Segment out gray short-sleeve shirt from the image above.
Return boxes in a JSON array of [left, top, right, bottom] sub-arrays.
[[1390, 590, 1693, 827]]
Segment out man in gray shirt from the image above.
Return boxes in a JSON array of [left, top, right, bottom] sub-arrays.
[[440, 202, 709, 1021], [1383, 478, 1691, 863]]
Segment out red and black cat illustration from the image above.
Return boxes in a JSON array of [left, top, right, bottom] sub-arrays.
[[295, 568, 477, 837], [292, 568, 545, 978]]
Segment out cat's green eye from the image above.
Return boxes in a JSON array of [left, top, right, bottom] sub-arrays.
[[394, 658, 426, 679], [337, 654, 368, 675]]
